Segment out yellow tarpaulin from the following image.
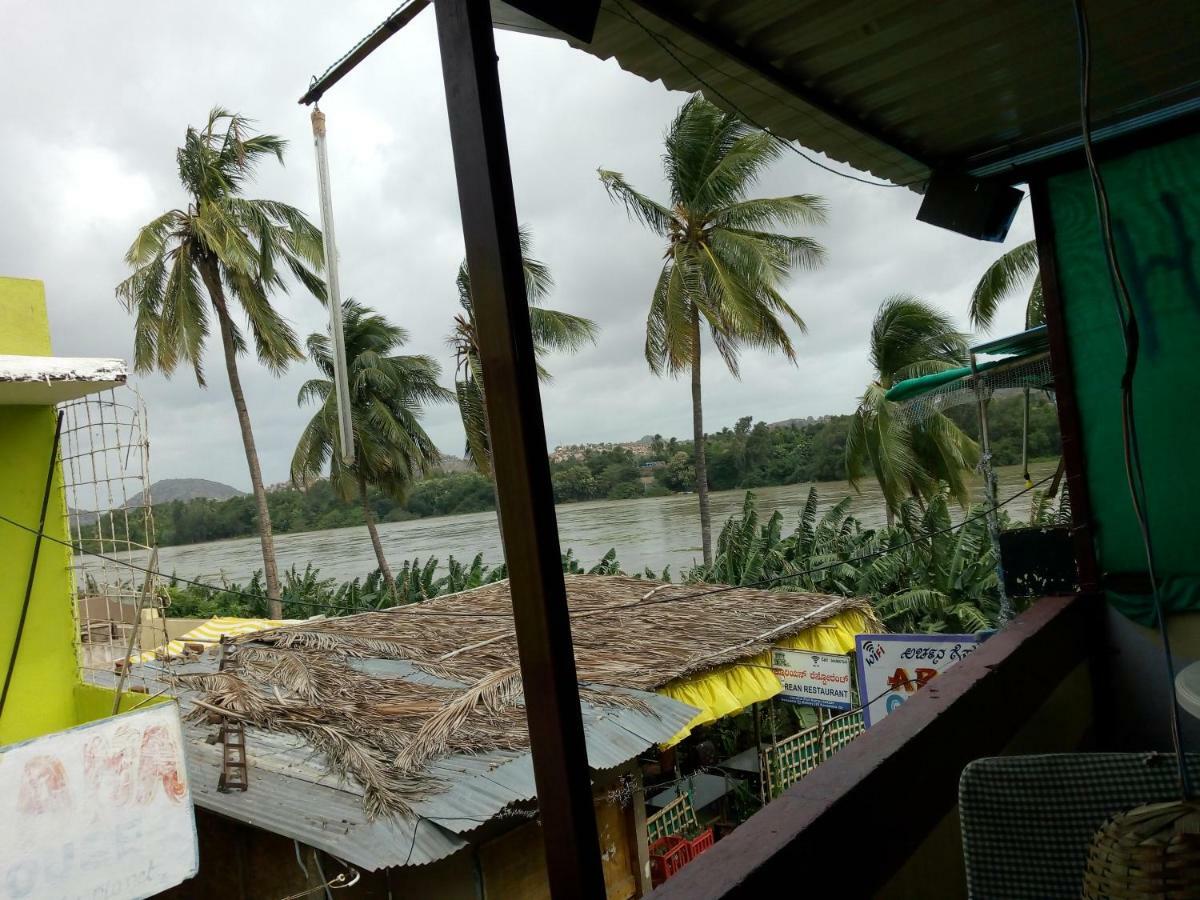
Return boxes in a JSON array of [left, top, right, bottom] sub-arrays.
[[128, 616, 293, 665], [656, 607, 871, 746]]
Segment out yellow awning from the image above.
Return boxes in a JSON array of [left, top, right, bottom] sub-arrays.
[[656, 607, 871, 746], [128, 616, 293, 665]]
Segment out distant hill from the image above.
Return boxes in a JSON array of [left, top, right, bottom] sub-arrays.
[[134, 478, 245, 507], [69, 478, 244, 528]]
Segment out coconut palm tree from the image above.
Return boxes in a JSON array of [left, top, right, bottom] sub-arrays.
[[116, 107, 325, 617], [292, 300, 452, 592], [969, 240, 1043, 331], [599, 94, 827, 564], [846, 295, 980, 523], [449, 229, 597, 475]]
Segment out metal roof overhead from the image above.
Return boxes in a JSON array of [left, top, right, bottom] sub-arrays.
[[0, 355, 126, 405], [507, 0, 1200, 186]]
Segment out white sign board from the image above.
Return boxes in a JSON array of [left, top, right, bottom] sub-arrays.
[[771, 648, 853, 711], [0, 702, 198, 899], [855, 633, 982, 728]]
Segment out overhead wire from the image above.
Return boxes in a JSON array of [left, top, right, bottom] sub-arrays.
[[0, 472, 1054, 625], [600, 472, 1056, 615], [0, 513, 372, 615], [1071, 0, 1191, 800]]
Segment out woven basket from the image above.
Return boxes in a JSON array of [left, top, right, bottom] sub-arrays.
[[1082, 799, 1200, 899]]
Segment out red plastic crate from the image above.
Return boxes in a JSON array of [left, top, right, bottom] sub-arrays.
[[687, 827, 714, 858], [649, 835, 692, 886]]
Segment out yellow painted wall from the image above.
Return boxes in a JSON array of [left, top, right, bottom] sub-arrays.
[[0, 277, 85, 744], [0, 277, 53, 355]]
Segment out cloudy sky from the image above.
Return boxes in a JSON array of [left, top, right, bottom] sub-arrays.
[[3, 1, 1033, 491]]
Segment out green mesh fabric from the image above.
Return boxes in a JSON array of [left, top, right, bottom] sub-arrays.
[[1047, 130, 1200, 623]]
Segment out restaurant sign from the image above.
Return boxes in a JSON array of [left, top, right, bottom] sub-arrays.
[[855, 633, 982, 728], [771, 648, 854, 711]]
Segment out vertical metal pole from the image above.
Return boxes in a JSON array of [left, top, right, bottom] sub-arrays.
[[311, 108, 356, 465], [752, 701, 765, 805], [972, 353, 1011, 622], [1021, 387, 1032, 488], [432, 2, 604, 897]]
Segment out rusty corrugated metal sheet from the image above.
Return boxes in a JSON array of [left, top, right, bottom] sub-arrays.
[[504, 0, 1200, 186], [111, 657, 696, 871]]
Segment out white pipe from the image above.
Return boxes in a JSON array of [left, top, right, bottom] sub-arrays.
[[311, 108, 355, 465]]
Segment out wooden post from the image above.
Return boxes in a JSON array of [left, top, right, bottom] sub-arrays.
[[752, 701, 765, 805], [432, 2, 604, 897], [628, 770, 653, 897], [111, 548, 158, 714], [1028, 180, 1102, 593]]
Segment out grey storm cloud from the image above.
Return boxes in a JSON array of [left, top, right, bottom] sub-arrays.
[[0, 0, 1033, 490]]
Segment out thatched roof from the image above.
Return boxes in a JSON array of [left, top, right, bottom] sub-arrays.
[[181, 575, 869, 822]]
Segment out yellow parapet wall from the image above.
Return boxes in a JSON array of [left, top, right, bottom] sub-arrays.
[[0, 277, 128, 743]]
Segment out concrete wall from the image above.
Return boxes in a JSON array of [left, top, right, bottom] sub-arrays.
[[1102, 608, 1200, 752], [0, 277, 82, 744]]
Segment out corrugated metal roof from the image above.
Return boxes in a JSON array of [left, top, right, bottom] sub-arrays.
[[137, 660, 695, 871], [500, 0, 1200, 187]]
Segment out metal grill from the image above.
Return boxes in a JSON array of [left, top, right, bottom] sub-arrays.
[[895, 354, 1055, 425], [60, 387, 167, 694]]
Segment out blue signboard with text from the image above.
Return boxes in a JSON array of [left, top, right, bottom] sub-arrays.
[[855, 633, 982, 727]]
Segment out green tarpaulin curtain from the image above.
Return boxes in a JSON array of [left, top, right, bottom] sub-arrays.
[[1047, 130, 1200, 624]]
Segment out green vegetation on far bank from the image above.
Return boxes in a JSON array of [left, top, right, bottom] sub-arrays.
[[129, 396, 1058, 549], [163, 483, 1070, 634]]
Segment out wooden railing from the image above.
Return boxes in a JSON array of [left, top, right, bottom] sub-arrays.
[[761, 710, 865, 797], [652, 595, 1099, 898]]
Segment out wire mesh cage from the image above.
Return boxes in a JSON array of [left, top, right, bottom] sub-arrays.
[[60, 387, 168, 693], [893, 353, 1056, 426]]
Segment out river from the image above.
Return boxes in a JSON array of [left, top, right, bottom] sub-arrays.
[[149, 460, 1058, 586]]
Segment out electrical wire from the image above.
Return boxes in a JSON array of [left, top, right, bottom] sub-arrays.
[[0, 472, 1054, 625], [0, 512, 373, 615], [1071, 0, 1190, 800], [600, 472, 1056, 615], [608, 0, 927, 189]]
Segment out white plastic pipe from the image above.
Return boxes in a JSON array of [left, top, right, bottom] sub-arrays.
[[311, 107, 355, 465]]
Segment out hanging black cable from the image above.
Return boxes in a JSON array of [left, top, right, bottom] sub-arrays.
[[1072, 0, 1191, 799], [0, 411, 65, 720]]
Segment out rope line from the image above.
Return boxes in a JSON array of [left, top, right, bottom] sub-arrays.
[[0, 473, 1053, 625]]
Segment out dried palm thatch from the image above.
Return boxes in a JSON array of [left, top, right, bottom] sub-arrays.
[[185, 575, 871, 820]]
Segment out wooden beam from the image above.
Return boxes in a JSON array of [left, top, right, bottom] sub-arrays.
[[299, 1, 430, 105], [1029, 179, 1102, 593], [653, 594, 1098, 898], [432, 2, 605, 898]]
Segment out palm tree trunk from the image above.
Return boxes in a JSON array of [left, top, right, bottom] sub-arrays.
[[691, 313, 713, 565], [200, 262, 283, 618], [359, 478, 395, 593]]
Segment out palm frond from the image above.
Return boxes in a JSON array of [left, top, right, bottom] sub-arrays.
[[969, 240, 1039, 331], [597, 169, 677, 236]]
